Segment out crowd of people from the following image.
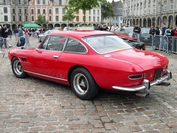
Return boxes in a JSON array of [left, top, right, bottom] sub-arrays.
[[1, 23, 177, 53]]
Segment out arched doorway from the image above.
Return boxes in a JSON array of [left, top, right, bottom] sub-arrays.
[[48, 24, 54, 30], [147, 18, 151, 27], [143, 18, 146, 27]]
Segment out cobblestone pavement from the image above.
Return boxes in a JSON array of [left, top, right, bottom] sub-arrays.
[[0, 36, 177, 133]]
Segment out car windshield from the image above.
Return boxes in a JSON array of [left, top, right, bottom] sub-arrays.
[[83, 35, 132, 54], [141, 28, 150, 34]]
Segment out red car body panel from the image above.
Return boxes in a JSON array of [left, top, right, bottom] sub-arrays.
[[8, 30, 170, 91], [114, 33, 137, 41]]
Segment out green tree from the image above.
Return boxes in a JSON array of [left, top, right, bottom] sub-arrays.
[[68, 0, 99, 24], [100, 0, 114, 22], [36, 15, 45, 25], [62, 5, 76, 25]]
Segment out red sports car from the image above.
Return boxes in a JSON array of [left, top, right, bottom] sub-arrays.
[[8, 30, 172, 100]]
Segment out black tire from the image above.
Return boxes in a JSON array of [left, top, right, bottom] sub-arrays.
[[11, 57, 28, 78], [70, 67, 99, 100]]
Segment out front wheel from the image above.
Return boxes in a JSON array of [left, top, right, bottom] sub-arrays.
[[70, 67, 99, 100], [12, 57, 28, 78]]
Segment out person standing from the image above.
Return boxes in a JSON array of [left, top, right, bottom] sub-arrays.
[[160, 23, 167, 51], [149, 25, 155, 35], [18, 25, 25, 46], [154, 26, 160, 50], [164, 24, 173, 52], [133, 24, 141, 42], [1, 24, 12, 48], [171, 25, 177, 53], [0, 26, 3, 48]]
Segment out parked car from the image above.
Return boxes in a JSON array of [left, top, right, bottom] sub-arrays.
[[119, 27, 152, 46], [140, 27, 152, 46], [8, 30, 172, 100], [38, 30, 59, 42], [115, 33, 146, 50]]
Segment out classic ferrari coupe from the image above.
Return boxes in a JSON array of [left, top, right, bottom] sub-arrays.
[[8, 30, 172, 100]]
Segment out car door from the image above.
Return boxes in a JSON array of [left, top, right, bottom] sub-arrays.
[[26, 35, 67, 78]]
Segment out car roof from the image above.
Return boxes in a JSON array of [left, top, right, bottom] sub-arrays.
[[49, 30, 114, 39]]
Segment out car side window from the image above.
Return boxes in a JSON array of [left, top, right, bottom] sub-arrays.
[[40, 36, 67, 51], [40, 36, 50, 49], [64, 38, 86, 53]]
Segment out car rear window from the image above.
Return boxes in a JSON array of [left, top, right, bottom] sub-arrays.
[[83, 35, 132, 54]]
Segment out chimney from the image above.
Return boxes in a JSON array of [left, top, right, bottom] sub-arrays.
[[112, 0, 114, 6]]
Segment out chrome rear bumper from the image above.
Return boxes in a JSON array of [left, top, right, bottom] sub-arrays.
[[112, 70, 172, 92]]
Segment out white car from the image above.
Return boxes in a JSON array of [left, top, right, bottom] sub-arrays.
[[38, 30, 59, 42]]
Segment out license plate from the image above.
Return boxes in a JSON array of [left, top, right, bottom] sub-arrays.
[[154, 68, 163, 80]]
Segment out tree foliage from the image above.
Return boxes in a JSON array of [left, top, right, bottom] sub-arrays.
[[68, 0, 99, 24], [99, 0, 114, 21], [62, 5, 76, 22], [36, 15, 45, 25]]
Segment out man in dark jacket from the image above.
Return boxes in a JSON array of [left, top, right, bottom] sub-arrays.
[[149, 25, 155, 35], [160, 23, 167, 51], [133, 24, 141, 42], [1, 24, 8, 48]]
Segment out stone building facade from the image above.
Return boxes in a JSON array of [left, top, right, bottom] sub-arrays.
[[0, 0, 101, 30], [123, 0, 177, 28]]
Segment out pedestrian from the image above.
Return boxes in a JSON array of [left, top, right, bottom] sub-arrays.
[[18, 25, 25, 46], [8, 28, 12, 39], [133, 24, 141, 42], [1, 24, 12, 48], [160, 22, 167, 51], [24, 28, 30, 47], [14, 28, 18, 41], [171, 25, 177, 53], [154, 26, 160, 50], [164, 24, 173, 52], [149, 25, 155, 35], [0, 26, 3, 48]]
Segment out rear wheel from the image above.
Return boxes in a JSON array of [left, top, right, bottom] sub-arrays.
[[12, 57, 28, 78], [70, 67, 99, 100]]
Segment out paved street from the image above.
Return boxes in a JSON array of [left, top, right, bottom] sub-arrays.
[[0, 36, 177, 133]]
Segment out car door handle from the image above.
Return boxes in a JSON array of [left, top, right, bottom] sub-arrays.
[[53, 55, 59, 59]]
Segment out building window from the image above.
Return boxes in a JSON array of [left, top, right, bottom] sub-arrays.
[[18, 0, 21, 4], [38, 9, 40, 14], [13, 16, 15, 21], [93, 16, 95, 22], [89, 10, 91, 14], [12, 9, 15, 13], [3, 0, 6, 4], [93, 10, 95, 15], [43, 0, 46, 4], [32, 16, 34, 21], [97, 17, 99, 22], [76, 16, 79, 21], [62, 8, 65, 14], [97, 10, 99, 15], [25, 16, 28, 21], [37, 0, 40, 4], [19, 16, 21, 21], [170, 0, 173, 9], [4, 7, 7, 13], [43, 9, 45, 14], [49, 16, 52, 21], [4, 16, 8, 21], [55, 8, 59, 14], [25, 9, 28, 14], [59, 0, 62, 5], [56, 16, 59, 21], [49, 9, 51, 14], [89, 16, 91, 22], [43, 16, 45, 21], [31, 9, 34, 14], [19, 9, 21, 13], [163, 2, 166, 11]]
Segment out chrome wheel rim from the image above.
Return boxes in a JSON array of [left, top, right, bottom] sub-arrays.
[[13, 60, 23, 76], [73, 73, 89, 95]]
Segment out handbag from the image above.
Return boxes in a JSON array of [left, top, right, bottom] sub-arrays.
[[16, 40, 21, 47]]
